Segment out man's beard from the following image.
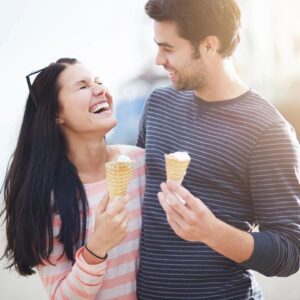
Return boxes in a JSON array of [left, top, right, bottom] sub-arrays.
[[171, 48, 207, 91], [174, 72, 207, 91]]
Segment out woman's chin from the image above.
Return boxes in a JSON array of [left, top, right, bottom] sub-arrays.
[[102, 118, 117, 134]]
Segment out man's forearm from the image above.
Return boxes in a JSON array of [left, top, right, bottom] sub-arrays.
[[204, 218, 254, 263]]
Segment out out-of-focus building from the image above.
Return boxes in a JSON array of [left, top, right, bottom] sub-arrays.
[[108, 70, 169, 145], [236, 0, 300, 137]]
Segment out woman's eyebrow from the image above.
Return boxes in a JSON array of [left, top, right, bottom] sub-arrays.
[[74, 79, 89, 85]]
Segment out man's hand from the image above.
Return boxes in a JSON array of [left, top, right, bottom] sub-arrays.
[[158, 181, 254, 263], [158, 181, 217, 243]]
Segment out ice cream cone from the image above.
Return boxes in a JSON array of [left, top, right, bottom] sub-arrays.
[[165, 152, 191, 184], [105, 158, 135, 201]]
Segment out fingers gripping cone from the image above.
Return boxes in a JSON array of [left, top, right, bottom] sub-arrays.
[[165, 152, 191, 184], [105, 156, 135, 201]]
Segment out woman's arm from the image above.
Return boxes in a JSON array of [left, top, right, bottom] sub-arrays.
[[38, 193, 129, 299], [37, 220, 107, 299]]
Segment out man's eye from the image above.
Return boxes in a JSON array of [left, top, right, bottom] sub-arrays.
[[96, 82, 103, 86], [80, 85, 87, 89]]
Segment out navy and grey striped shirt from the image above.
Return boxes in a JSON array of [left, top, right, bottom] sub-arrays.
[[136, 87, 300, 300]]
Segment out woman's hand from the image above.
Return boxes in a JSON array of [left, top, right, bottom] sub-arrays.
[[83, 192, 129, 263]]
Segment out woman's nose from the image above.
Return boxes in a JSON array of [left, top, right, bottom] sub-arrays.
[[93, 83, 105, 97]]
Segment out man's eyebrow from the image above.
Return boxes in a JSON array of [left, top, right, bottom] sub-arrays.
[[154, 38, 173, 48]]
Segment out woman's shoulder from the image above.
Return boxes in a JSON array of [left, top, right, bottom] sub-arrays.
[[116, 144, 145, 158]]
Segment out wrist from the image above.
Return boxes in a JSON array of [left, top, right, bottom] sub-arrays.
[[204, 218, 254, 263], [86, 238, 108, 258], [82, 242, 108, 265], [201, 216, 222, 246], [85, 243, 108, 260], [87, 236, 109, 257]]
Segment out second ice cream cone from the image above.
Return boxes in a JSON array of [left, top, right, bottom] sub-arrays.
[[105, 158, 135, 201]]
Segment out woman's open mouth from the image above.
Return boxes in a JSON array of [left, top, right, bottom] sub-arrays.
[[89, 101, 110, 114]]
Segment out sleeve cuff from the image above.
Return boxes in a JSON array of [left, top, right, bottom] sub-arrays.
[[75, 246, 107, 276], [241, 232, 278, 273]]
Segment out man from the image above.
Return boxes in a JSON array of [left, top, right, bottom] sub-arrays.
[[136, 0, 300, 299]]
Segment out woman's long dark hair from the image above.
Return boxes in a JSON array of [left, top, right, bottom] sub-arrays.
[[1, 58, 88, 275]]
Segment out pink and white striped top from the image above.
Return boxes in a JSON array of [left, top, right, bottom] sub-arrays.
[[37, 145, 145, 299]]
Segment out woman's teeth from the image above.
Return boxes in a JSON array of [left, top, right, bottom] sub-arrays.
[[90, 102, 109, 113]]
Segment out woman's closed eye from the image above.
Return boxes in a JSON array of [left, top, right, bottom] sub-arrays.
[[78, 80, 102, 90]]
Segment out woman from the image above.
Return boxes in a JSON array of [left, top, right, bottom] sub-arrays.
[[1, 58, 145, 299]]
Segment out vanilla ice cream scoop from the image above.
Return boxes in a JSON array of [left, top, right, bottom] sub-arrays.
[[116, 154, 132, 162], [168, 151, 191, 161]]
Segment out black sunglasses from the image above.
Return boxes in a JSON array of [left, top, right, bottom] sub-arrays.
[[25, 67, 47, 109]]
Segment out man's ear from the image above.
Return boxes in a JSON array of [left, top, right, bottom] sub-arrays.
[[200, 35, 220, 56]]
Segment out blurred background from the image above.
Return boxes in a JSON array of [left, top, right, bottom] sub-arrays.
[[0, 0, 299, 299]]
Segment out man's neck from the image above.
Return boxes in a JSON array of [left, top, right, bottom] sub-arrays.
[[195, 58, 249, 102]]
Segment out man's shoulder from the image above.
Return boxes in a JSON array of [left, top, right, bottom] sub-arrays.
[[240, 89, 286, 126]]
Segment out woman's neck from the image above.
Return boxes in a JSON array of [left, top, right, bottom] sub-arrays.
[[66, 134, 119, 184]]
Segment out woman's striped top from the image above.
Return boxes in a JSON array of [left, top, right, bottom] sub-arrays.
[[37, 145, 145, 300], [136, 87, 300, 300]]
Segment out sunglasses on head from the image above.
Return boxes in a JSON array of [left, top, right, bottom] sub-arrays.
[[25, 67, 47, 109]]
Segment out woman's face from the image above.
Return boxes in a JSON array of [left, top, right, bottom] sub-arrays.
[[57, 63, 116, 136]]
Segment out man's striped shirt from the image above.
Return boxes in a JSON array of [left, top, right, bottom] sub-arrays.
[[136, 87, 300, 300]]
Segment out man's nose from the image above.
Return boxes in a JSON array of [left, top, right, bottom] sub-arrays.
[[156, 51, 167, 66]]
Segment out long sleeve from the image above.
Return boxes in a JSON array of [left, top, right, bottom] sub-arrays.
[[37, 145, 144, 300], [242, 122, 300, 276], [37, 216, 107, 299]]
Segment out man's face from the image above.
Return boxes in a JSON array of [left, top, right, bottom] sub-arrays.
[[154, 20, 207, 91]]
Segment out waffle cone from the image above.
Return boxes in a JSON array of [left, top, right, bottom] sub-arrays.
[[105, 160, 135, 201], [165, 154, 190, 184]]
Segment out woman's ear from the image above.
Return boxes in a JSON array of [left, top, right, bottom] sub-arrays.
[[56, 114, 64, 125]]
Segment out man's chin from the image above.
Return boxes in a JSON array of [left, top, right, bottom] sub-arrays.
[[172, 83, 189, 91], [171, 80, 183, 90]]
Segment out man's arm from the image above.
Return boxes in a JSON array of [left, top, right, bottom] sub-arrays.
[[159, 122, 300, 276], [241, 122, 300, 276], [158, 182, 254, 264]]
